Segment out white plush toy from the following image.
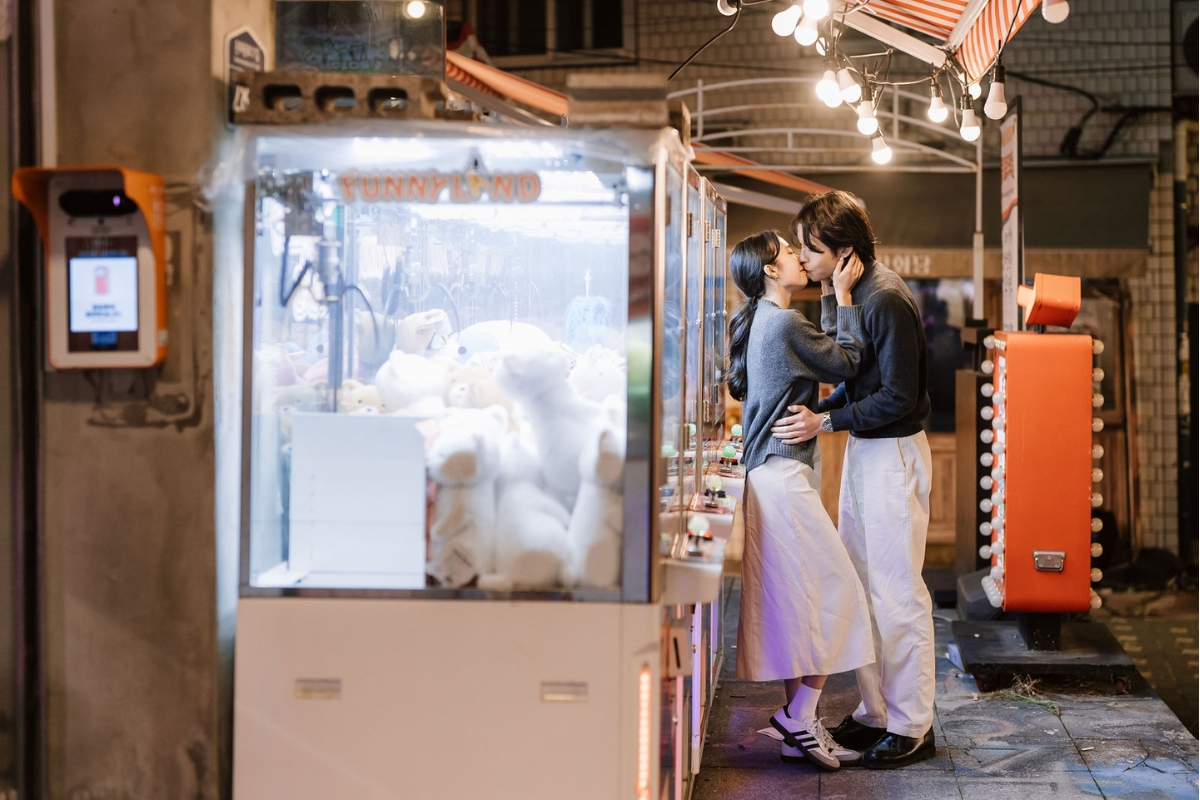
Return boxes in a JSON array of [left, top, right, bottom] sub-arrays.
[[477, 433, 571, 591], [374, 351, 446, 417], [565, 421, 624, 589], [460, 320, 552, 354], [493, 346, 600, 507], [395, 309, 453, 356], [426, 406, 507, 588], [568, 344, 626, 405]]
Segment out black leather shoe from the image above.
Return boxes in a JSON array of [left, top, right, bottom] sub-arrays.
[[828, 715, 887, 752], [861, 728, 936, 770]]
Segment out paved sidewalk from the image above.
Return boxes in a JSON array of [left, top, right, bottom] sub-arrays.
[[694, 580, 1199, 799]]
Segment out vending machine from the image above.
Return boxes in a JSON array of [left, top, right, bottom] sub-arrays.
[[227, 115, 733, 799]]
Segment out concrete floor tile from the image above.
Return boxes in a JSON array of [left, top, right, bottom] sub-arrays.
[[1089, 770, 1199, 800], [1057, 698, 1195, 741], [937, 698, 1067, 748], [692, 765, 821, 800], [947, 743, 1089, 779], [956, 776, 1103, 798], [817, 767, 961, 799], [1074, 738, 1198, 776]]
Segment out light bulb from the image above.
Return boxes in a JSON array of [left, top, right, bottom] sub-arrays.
[[815, 37, 827, 56], [980, 429, 994, 444], [992, 417, 1004, 431], [1090, 591, 1102, 610], [1091, 517, 1103, 533], [981, 359, 994, 374], [967, 81, 982, 99], [980, 452, 994, 467], [980, 476, 994, 490], [980, 545, 992, 559], [772, 4, 803, 36], [404, 0, 427, 18], [717, 0, 738, 16], [927, 94, 948, 123], [980, 522, 992, 537], [870, 134, 892, 164], [1092, 468, 1104, 483], [981, 382, 994, 398], [1091, 542, 1104, 557], [960, 106, 981, 142], [991, 441, 1005, 455], [856, 99, 879, 135], [1091, 568, 1103, 583], [991, 541, 1003, 557], [1042, 0, 1070, 23], [981, 406, 994, 421], [990, 565, 1003, 580], [1093, 368, 1105, 382], [817, 69, 842, 107], [980, 499, 993, 513], [991, 466, 1003, 481], [984, 66, 1007, 119], [1092, 418, 1104, 432], [991, 492, 1003, 506], [803, 0, 830, 21], [1093, 393, 1105, 408], [1093, 339, 1105, 355], [795, 16, 819, 46], [983, 335, 997, 349], [838, 68, 862, 104], [1091, 492, 1103, 508], [1092, 444, 1105, 459]]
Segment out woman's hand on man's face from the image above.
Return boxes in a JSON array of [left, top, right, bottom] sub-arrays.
[[831, 253, 864, 304], [771, 405, 822, 444]]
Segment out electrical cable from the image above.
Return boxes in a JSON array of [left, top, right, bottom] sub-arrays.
[[669, 2, 743, 81]]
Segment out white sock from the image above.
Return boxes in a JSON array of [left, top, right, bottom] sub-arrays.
[[787, 683, 822, 721]]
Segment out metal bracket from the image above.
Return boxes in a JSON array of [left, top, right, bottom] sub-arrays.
[[1033, 550, 1066, 572]]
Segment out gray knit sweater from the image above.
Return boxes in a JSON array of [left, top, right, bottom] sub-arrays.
[[740, 299, 866, 473]]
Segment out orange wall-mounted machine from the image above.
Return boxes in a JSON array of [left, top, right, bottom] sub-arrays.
[[974, 274, 1106, 614], [12, 167, 167, 369]]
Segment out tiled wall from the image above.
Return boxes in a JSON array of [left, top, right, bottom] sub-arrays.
[[450, 0, 1187, 553]]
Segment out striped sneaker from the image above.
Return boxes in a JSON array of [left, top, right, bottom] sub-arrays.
[[769, 707, 840, 770]]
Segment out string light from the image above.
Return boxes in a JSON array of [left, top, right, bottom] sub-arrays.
[[794, 15, 820, 46], [856, 98, 879, 135], [771, 4, 803, 36], [967, 81, 982, 99], [984, 64, 1007, 119], [960, 95, 981, 141], [927, 82, 948, 122], [803, 0, 830, 22], [816, 66, 842, 107], [838, 68, 862, 104], [870, 133, 892, 164], [1042, 0, 1070, 23]]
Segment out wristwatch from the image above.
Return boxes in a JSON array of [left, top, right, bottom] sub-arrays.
[[820, 412, 834, 433]]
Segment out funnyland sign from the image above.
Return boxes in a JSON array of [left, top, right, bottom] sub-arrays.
[[338, 170, 542, 203]]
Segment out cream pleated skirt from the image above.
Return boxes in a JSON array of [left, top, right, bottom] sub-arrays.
[[736, 454, 875, 681]]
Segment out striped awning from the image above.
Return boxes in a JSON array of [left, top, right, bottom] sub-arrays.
[[855, 0, 1044, 83]]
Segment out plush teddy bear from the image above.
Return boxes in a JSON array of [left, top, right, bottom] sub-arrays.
[[568, 344, 626, 405], [564, 420, 624, 589], [374, 351, 446, 417], [477, 433, 571, 591], [337, 379, 389, 414], [493, 346, 600, 508], [426, 406, 508, 588], [443, 361, 513, 419], [273, 380, 327, 413]]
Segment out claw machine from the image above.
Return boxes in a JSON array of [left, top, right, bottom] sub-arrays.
[[227, 111, 732, 799]]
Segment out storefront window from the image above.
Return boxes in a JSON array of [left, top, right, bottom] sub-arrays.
[[906, 279, 975, 432]]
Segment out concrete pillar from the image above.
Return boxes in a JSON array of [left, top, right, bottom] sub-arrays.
[[36, 0, 266, 797]]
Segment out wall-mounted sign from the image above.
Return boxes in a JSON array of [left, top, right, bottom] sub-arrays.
[[337, 170, 542, 204]]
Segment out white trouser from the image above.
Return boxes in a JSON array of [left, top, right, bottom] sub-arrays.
[[838, 432, 935, 739]]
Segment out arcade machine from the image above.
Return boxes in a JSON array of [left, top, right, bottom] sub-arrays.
[[224, 52, 734, 800], [952, 274, 1135, 689]]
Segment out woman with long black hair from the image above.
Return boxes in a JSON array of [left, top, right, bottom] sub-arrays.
[[727, 230, 874, 771]]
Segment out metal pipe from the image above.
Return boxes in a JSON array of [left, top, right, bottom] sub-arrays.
[[973, 135, 984, 320], [1173, 119, 1196, 566]]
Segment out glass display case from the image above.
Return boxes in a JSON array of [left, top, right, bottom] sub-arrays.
[[237, 123, 727, 604], [275, 0, 445, 76]]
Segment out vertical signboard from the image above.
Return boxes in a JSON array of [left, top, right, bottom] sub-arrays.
[[1000, 100, 1022, 331], [225, 28, 265, 124]]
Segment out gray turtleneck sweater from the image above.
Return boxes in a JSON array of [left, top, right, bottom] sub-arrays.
[[740, 299, 866, 473]]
